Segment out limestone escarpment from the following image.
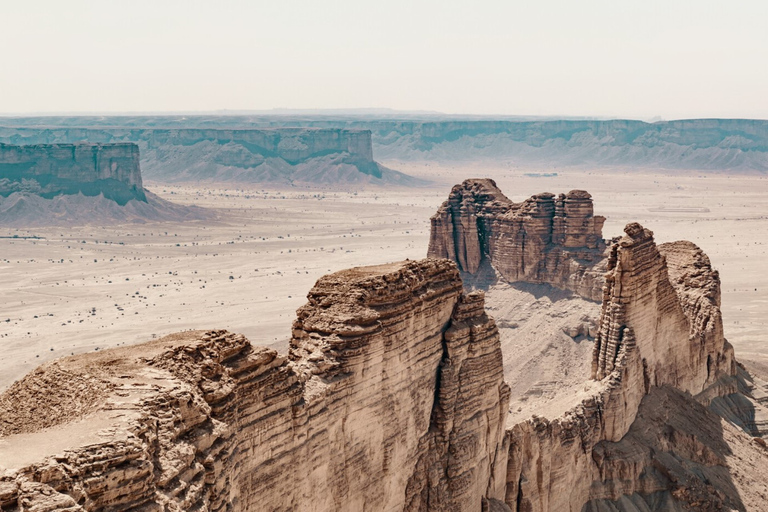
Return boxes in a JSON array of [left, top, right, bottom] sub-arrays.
[[0, 142, 145, 204], [7, 115, 768, 171], [0, 259, 510, 511], [2, 183, 767, 511], [428, 179, 607, 300], [0, 127, 418, 185]]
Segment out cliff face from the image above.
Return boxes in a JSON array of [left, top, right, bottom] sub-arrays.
[[0, 142, 145, 204], [503, 223, 741, 512], [0, 127, 415, 184], [428, 179, 606, 300], [0, 259, 510, 511]]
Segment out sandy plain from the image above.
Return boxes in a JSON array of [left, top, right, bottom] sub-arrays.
[[1, 162, 766, 393]]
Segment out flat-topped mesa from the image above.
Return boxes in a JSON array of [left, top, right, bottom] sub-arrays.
[[0, 258, 510, 512], [428, 179, 607, 300], [0, 142, 145, 204]]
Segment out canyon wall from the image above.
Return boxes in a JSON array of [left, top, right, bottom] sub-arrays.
[[428, 178, 606, 300], [0, 127, 413, 184], [0, 259, 510, 511], [0, 142, 145, 203]]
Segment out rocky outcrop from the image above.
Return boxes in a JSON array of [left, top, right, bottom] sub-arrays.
[[0, 127, 418, 185], [0, 259, 510, 511], [503, 223, 742, 512], [0, 142, 145, 203], [428, 179, 607, 300]]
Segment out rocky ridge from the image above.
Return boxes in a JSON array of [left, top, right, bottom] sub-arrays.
[[4, 116, 768, 172], [430, 180, 768, 511], [0, 142, 144, 204], [0, 260, 510, 511]]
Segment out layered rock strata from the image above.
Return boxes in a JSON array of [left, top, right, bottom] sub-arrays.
[[503, 223, 742, 512], [428, 179, 607, 300], [0, 259, 510, 511], [2, 184, 767, 511], [0, 142, 145, 204]]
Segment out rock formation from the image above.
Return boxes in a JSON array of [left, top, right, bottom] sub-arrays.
[[503, 223, 747, 512], [0, 142, 144, 203], [0, 259, 510, 511], [0, 127, 418, 185], [429, 180, 767, 511], [2, 183, 768, 511], [428, 178, 607, 300]]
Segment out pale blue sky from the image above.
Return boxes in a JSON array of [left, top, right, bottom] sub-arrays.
[[2, 0, 767, 119]]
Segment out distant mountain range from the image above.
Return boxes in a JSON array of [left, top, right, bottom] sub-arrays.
[[1, 116, 768, 173]]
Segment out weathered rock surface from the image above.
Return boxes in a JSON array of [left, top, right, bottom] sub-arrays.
[[0, 259, 510, 511], [2, 183, 768, 511], [503, 223, 751, 512], [428, 179, 607, 300]]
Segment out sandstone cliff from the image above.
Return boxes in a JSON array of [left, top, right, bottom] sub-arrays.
[[428, 178, 607, 300], [0, 260, 510, 511], [2, 187, 768, 510], [429, 180, 767, 511], [503, 223, 750, 512], [0, 142, 145, 204]]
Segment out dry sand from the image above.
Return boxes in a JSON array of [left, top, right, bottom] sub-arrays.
[[1, 164, 766, 391]]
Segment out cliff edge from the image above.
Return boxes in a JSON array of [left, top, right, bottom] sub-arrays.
[[0, 259, 510, 511]]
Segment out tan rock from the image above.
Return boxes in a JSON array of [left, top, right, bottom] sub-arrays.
[[428, 179, 607, 301]]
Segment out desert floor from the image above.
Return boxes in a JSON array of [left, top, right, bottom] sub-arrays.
[[1, 163, 766, 391]]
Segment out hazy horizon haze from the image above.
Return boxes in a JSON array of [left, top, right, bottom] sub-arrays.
[[2, 0, 767, 119]]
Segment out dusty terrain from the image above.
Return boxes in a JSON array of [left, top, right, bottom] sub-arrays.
[[1, 164, 766, 392]]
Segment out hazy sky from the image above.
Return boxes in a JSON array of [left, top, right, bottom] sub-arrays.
[[2, 0, 767, 119]]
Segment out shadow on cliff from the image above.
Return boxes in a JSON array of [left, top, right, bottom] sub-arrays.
[[459, 259, 577, 303], [584, 384, 751, 512]]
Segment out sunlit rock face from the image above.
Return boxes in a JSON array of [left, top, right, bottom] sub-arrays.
[[0, 259, 510, 512], [428, 178, 607, 300], [0, 142, 145, 204], [1, 181, 766, 512]]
